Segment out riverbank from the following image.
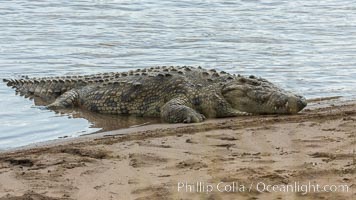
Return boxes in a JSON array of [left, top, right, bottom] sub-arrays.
[[0, 100, 355, 200]]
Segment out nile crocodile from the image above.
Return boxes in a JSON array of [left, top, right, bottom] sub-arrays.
[[3, 66, 307, 123]]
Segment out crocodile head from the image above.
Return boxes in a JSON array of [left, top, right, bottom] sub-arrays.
[[222, 76, 307, 114]]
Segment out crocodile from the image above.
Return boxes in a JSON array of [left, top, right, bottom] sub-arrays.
[[3, 66, 307, 123]]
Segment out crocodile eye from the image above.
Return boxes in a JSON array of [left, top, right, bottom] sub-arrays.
[[239, 77, 246, 83]]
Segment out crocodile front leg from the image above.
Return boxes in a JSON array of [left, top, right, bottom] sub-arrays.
[[161, 97, 205, 123]]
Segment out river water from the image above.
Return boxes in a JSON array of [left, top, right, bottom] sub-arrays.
[[1, 0, 356, 149]]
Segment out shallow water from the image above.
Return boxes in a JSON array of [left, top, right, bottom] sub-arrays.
[[1, 0, 356, 149]]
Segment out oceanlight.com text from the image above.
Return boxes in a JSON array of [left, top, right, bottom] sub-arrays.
[[177, 181, 349, 195]]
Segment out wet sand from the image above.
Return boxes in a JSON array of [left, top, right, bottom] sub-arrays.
[[0, 100, 355, 200]]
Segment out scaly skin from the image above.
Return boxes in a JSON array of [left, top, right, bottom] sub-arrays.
[[3, 66, 307, 123]]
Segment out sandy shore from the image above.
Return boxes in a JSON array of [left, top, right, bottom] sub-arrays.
[[0, 100, 355, 200]]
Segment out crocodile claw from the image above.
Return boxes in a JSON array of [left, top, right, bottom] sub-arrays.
[[183, 113, 205, 123]]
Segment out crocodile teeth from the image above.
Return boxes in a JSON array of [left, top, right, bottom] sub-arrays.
[[133, 82, 142, 87]]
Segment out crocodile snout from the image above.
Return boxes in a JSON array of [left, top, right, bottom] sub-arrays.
[[297, 97, 307, 112]]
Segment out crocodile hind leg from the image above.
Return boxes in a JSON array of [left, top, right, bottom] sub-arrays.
[[47, 89, 79, 109], [161, 97, 205, 123]]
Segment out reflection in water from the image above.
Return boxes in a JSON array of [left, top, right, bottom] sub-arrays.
[[31, 95, 162, 133], [58, 108, 162, 133]]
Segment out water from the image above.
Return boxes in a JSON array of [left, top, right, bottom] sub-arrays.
[[1, 0, 356, 150]]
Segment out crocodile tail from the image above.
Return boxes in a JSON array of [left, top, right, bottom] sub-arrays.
[[3, 79, 29, 91], [3, 79, 16, 87], [3, 77, 87, 101]]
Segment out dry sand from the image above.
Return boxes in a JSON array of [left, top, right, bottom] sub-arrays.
[[0, 100, 355, 200]]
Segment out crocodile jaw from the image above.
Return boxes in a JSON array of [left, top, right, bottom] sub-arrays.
[[222, 77, 307, 114]]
